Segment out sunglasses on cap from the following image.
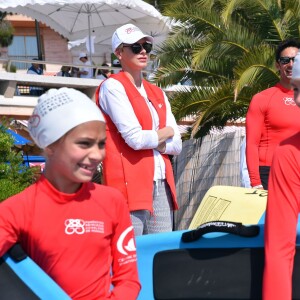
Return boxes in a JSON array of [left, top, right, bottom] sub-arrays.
[[123, 42, 153, 54], [278, 56, 295, 64]]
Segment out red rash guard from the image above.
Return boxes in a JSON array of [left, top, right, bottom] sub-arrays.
[[0, 176, 141, 300], [263, 132, 300, 299], [246, 83, 300, 187]]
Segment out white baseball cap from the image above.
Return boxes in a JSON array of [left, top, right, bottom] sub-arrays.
[[113, 59, 120, 65], [79, 52, 87, 59], [292, 51, 300, 79], [112, 24, 154, 52], [28, 88, 105, 149]]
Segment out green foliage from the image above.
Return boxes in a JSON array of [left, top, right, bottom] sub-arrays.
[[0, 16, 14, 47], [5, 63, 17, 72], [0, 125, 36, 202], [154, 0, 300, 137]]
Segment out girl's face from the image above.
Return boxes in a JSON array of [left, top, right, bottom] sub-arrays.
[[291, 78, 300, 107], [44, 121, 106, 193]]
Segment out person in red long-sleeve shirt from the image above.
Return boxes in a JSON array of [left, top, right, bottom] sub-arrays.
[[263, 51, 300, 299], [0, 88, 141, 300], [246, 38, 300, 190]]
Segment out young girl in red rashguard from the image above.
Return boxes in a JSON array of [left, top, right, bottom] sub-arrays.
[[0, 88, 141, 300]]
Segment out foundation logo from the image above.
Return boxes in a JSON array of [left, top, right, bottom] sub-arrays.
[[283, 97, 296, 106], [125, 26, 139, 35], [28, 114, 41, 128], [65, 219, 85, 235], [64, 219, 104, 235], [117, 226, 136, 255]]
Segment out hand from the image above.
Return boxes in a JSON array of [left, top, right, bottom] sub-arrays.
[[252, 184, 264, 190], [156, 142, 166, 153], [157, 126, 174, 143]]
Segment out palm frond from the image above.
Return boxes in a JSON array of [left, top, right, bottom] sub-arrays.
[[233, 44, 279, 97], [153, 0, 300, 138]]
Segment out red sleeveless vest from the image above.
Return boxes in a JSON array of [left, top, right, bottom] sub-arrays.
[[95, 72, 178, 213]]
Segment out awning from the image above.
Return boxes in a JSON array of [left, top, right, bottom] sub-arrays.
[[6, 129, 32, 146]]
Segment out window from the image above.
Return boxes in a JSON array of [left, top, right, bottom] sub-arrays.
[[8, 36, 41, 70]]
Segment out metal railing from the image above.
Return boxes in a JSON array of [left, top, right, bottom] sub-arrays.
[[0, 57, 151, 77], [0, 58, 120, 76]]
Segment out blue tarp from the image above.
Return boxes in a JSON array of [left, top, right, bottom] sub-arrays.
[[6, 129, 32, 146]]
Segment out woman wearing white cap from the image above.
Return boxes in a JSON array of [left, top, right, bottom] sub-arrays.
[[96, 24, 182, 236], [263, 52, 300, 299], [0, 88, 141, 299], [77, 52, 93, 78]]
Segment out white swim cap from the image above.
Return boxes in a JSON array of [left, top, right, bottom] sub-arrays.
[[292, 51, 300, 79], [28, 88, 105, 149]]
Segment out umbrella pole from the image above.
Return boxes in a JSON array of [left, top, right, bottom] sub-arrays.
[[88, 13, 93, 63]]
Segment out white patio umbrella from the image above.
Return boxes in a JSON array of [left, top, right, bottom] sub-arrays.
[[0, 0, 171, 62]]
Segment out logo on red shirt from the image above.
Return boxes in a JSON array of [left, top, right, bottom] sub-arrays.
[[117, 226, 136, 255], [64, 219, 104, 234], [283, 97, 296, 106]]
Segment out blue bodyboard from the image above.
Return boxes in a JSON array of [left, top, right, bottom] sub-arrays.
[[0, 245, 70, 300]]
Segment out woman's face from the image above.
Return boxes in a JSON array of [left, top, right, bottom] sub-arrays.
[[116, 38, 150, 71], [44, 121, 106, 193]]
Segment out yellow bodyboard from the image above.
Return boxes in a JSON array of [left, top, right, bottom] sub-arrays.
[[188, 185, 267, 230]]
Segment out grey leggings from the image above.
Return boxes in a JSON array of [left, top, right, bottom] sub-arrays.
[[130, 180, 173, 236]]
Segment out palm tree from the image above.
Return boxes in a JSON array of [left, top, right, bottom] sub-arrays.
[[153, 0, 300, 137]]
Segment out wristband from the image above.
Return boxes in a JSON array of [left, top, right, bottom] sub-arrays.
[[252, 184, 263, 189]]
